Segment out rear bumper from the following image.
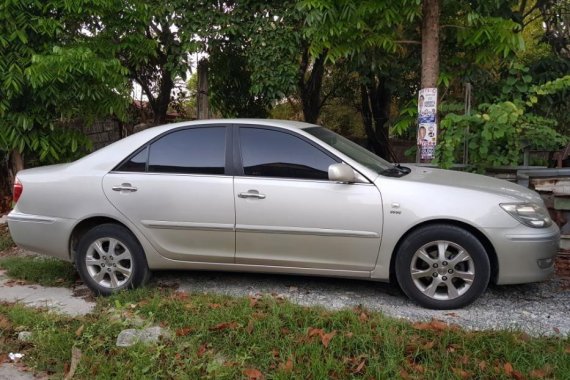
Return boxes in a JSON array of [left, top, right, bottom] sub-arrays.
[[486, 224, 560, 285], [7, 211, 73, 261]]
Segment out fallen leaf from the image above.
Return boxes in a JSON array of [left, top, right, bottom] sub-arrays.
[[210, 322, 238, 331], [359, 312, 369, 322], [248, 296, 260, 307], [307, 327, 324, 337], [0, 315, 11, 330], [321, 331, 337, 348], [345, 332, 354, 338], [353, 359, 366, 374], [452, 368, 471, 379], [243, 368, 264, 380], [565, 346, 570, 353], [429, 319, 449, 331], [446, 344, 460, 353], [478, 361, 487, 370], [209, 303, 221, 309], [445, 312, 459, 317], [399, 369, 411, 380], [279, 356, 293, 373], [176, 327, 193, 337], [280, 327, 291, 335], [75, 325, 84, 337], [553, 327, 561, 334], [460, 355, 469, 365], [422, 341, 435, 349], [197, 344, 208, 357], [171, 291, 189, 300], [246, 320, 255, 334], [512, 370, 525, 380], [504, 362, 514, 375], [530, 367, 552, 378]]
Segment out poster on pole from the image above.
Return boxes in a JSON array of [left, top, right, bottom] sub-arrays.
[[417, 88, 438, 160]]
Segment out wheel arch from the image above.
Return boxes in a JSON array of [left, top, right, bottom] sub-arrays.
[[388, 219, 499, 285], [69, 216, 132, 262]]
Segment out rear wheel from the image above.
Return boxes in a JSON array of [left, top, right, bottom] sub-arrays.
[[76, 223, 150, 296], [395, 224, 490, 309]]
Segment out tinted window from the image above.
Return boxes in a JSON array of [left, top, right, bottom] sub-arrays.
[[239, 128, 337, 180], [118, 146, 148, 172], [148, 127, 226, 174]]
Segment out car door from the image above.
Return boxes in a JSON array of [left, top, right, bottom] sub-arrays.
[[234, 126, 383, 271], [102, 125, 235, 263]]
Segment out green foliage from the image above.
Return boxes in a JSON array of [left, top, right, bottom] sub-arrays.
[[436, 75, 570, 171], [300, 0, 422, 62], [0, 0, 130, 164], [208, 43, 270, 118]]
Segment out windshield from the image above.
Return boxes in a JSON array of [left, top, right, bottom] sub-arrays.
[[304, 127, 393, 173]]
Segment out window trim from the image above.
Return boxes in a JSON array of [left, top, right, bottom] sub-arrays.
[[111, 124, 232, 176], [233, 125, 341, 181]]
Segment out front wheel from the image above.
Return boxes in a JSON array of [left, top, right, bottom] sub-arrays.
[[395, 224, 490, 309], [76, 223, 151, 296]]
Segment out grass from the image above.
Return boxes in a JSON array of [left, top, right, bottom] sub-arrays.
[[0, 256, 77, 287], [0, 242, 568, 379], [0, 288, 568, 379]]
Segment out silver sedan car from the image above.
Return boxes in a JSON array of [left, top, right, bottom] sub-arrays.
[[8, 119, 560, 309]]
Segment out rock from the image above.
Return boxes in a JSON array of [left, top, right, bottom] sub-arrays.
[[116, 326, 171, 347], [17, 332, 32, 342]]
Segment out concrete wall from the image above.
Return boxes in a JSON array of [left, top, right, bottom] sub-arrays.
[[80, 119, 121, 151]]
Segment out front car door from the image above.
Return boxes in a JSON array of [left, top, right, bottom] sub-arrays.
[[102, 125, 235, 263], [234, 125, 383, 272]]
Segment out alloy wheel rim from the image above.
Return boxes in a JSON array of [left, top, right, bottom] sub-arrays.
[[85, 238, 133, 289], [410, 240, 475, 301]]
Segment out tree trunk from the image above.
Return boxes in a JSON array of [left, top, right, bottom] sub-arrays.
[[298, 46, 327, 124], [421, 0, 440, 89], [152, 71, 174, 124], [9, 150, 24, 193], [417, 0, 440, 163], [10, 150, 24, 175], [360, 77, 392, 160], [197, 59, 210, 120]]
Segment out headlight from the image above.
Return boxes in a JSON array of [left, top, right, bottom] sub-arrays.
[[500, 203, 552, 228]]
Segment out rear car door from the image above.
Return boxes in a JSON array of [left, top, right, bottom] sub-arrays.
[[102, 125, 235, 263], [234, 126, 383, 271]]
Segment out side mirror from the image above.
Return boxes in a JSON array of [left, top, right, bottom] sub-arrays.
[[328, 163, 356, 183]]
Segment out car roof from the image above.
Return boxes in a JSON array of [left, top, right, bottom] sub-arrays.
[[156, 118, 316, 130]]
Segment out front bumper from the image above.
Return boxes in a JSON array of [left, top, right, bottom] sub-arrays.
[[7, 211, 73, 261], [485, 223, 560, 285]]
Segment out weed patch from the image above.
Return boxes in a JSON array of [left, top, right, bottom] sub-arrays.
[[0, 288, 568, 379]]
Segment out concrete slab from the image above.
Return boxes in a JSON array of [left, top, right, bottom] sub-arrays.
[[0, 272, 94, 317], [0, 364, 37, 380]]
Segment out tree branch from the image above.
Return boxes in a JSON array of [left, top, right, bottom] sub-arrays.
[[394, 40, 422, 45]]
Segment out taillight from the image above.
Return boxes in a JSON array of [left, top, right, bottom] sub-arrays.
[[13, 179, 23, 203]]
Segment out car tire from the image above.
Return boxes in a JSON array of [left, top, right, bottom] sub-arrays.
[[395, 224, 490, 309], [76, 223, 151, 296]]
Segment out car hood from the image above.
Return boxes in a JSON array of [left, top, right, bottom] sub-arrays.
[[396, 165, 542, 203]]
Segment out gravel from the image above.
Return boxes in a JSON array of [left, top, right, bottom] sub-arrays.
[[153, 270, 570, 337]]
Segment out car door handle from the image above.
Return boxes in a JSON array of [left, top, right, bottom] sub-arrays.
[[112, 183, 138, 192], [238, 190, 266, 199]]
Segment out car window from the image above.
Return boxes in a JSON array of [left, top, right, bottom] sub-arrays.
[[147, 127, 226, 175], [118, 146, 148, 172], [239, 127, 337, 180]]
